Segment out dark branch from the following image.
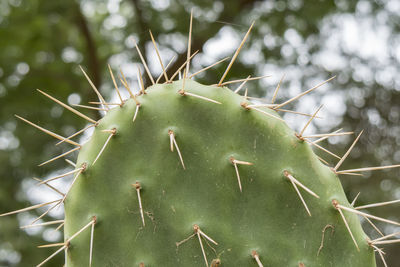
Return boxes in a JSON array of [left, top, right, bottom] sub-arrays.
[[74, 2, 101, 89], [73, 1, 102, 120], [131, 0, 150, 84]]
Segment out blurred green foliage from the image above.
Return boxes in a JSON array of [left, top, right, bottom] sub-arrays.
[[0, 0, 399, 266]]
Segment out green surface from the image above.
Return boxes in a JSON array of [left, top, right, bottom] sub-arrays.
[[65, 80, 375, 266]]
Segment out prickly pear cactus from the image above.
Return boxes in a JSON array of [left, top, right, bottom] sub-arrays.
[[2, 17, 400, 267], [64, 78, 376, 266]]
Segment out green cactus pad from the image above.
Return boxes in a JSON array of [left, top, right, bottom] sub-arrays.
[[64, 79, 375, 266]]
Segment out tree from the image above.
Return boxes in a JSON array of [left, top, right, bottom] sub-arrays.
[[0, 0, 398, 265]]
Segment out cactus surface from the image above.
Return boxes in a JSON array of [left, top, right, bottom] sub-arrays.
[[64, 79, 376, 266]]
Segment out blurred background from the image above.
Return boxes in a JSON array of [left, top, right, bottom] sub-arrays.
[[0, 0, 399, 266]]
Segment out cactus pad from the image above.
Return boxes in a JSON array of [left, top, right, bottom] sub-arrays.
[[64, 79, 375, 266]]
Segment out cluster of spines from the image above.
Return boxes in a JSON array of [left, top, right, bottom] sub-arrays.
[[1, 11, 400, 267]]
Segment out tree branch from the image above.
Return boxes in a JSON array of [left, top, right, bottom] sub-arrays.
[[74, 3, 101, 88], [131, 0, 150, 83], [73, 1, 102, 119]]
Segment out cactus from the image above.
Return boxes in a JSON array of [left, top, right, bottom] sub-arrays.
[[2, 16, 400, 267]]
